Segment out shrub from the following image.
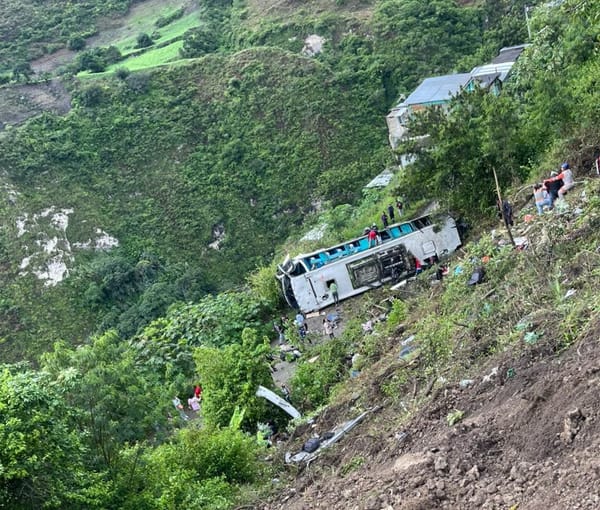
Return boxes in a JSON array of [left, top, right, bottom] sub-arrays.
[[180, 26, 218, 58], [155, 7, 186, 28], [125, 72, 151, 93], [246, 263, 282, 309], [387, 298, 408, 328], [67, 36, 86, 51], [122, 426, 264, 509], [114, 66, 130, 80], [136, 32, 153, 49], [290, 336, 349, 410], [75, 84, 104, 107]]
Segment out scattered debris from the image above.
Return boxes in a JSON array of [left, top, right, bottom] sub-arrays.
[[256, 385, 301, 419], [285, 408, 376, 464]]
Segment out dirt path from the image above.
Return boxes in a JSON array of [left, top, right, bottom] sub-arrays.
[[271, 305, 350, 389]]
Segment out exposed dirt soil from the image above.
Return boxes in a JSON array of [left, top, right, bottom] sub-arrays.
[[0, 79, 71, 130], [263, 326, 600, 510], [244, 0, 373, 29]]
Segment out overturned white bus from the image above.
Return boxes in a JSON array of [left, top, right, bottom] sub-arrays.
[[276, 214, 462, 312]]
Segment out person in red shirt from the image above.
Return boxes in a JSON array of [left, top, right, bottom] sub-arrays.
[[367, 227, 377, 248], [194, 384, 203, 400], [415, 258, 422, 274]]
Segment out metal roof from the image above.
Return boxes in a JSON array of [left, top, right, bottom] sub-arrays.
[[402, 73, 471, 107], [470, 61, 514, 82], [365, 168, 395, 188], [492, 44, 528, 64], [468, 72, 501, 88]]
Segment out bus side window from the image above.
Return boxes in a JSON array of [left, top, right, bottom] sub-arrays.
[[400, 224, 413, 234], [414, 217, 431, 228]]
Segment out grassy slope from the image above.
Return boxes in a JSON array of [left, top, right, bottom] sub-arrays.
[[0, 0, 132, 71]]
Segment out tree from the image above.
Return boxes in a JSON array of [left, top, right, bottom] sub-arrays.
[[194, 329, 274, 429], [42, 332, 169, 475], [401, 87, 527, 218], [135, 33, 153, 49], [0, 367, 104, 509], [180, 27, 218, 58], [77, 50, 106, 73]]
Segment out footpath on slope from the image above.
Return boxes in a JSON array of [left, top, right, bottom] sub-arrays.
[[259, 180, 600, 510]]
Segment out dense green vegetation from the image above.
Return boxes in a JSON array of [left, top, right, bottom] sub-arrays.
[[1, 0, 599, 507]]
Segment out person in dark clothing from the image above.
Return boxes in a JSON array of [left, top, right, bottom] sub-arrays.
[[381, 212, 389, 228], [396, 199, 403, 217], [543, 174, 563, 206], [497, 199, 514, 226], [387, 204, 395, 222]]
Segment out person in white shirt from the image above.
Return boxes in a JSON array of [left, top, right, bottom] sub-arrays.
[[556, 162, 575, 199]]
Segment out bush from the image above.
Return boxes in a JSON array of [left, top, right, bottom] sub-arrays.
[[155, 7, 186, 28], [246, 263, 282, 309], [75, 84, 104, 107], [114, 66, 130, 80], [136, 32, 153, 49], [125, 72, 151, 93], [67, 36, 86, 51], [180, 26, 218, 58], [290, 336, 349, 410], [121, 426, 263, 509], [387, 298, 408, 328]]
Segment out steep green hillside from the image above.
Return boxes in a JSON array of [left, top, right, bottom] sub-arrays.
[[0, 48, 387, 359], [0, 0, 543, 359], [0, 0, 598, 509]]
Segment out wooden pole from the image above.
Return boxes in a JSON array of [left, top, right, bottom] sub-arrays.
[[493, 167, 516, 248]]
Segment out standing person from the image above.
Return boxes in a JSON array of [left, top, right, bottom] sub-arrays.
[[381, 211, 389, 228], [396, 198, 403, 217], [194, 384, 203, 400], [533, 183, 552, 215], [295, 312, 308, 339], [188, 395, 201, 411], [371, 224, 381, 245], [543, 171, 562, 206], [323, 318, 334, 339], [387, 204, 395, 222], [497, 199, 514, 226], [329, 281, 339, 306], [281, 384, 291, 402], [367, 227, 377, 248], [414, 258, 423, 275], [556, 162, 575, 199], [172, 396, 189, 421], [273, 320, 285, 344]]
